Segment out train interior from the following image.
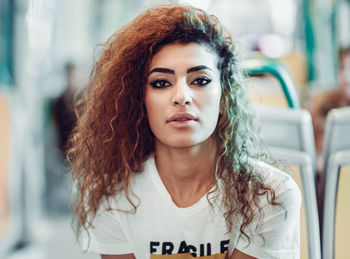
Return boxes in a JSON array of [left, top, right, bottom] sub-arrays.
[[1, 0, 350, 258]]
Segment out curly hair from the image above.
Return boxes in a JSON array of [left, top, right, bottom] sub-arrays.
[[67, 3, 281, 242]]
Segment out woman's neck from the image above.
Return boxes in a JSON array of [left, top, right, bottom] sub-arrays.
[[154, 137, 217, 207]]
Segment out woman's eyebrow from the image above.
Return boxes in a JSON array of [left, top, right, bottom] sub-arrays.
[[187, 65, 212, 73], [148, 67, 174, 76], [148, 65, 212, 76]]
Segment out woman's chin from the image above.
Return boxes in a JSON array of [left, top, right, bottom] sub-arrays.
[[155, 136, 215, 150]]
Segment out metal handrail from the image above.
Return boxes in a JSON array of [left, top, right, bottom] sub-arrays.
[[242, 59, 301, 109]]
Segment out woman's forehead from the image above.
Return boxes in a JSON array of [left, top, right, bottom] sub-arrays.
[[149, 43, 219, 72]]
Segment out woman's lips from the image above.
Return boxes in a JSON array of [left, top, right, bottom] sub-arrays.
[[166, 112, 198, 128]]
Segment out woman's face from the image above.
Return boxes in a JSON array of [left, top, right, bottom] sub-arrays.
[[144, 43, 222, 149]]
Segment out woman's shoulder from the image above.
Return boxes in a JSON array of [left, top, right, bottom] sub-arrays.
[[253, 160, 302, 208], [103, 155, 156, 209], [234, 161, 301, 258], [253, 160, 296, 188]]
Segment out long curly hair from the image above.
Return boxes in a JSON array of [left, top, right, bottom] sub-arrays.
[[67, 3, 281, 242]]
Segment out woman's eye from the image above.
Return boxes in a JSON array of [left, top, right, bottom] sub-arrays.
[[150, 80, 171, 88], [192, 77, 212, 86]]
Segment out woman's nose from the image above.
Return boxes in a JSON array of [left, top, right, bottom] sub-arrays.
[[172, 81, 193, 106]]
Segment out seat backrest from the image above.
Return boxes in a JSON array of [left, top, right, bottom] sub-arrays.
[[269, 147, 321, 259], [322, 150, 350, 259], [242, 59, 301, 108], [255, 105, 317, 177], [322, 107, 350, 172]]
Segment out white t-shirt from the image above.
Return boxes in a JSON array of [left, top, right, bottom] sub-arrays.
[[80, 155, 301, 259]]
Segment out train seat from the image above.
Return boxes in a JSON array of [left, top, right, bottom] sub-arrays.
[[256, 105, 317, 177], [256, 105, 321, 259], [322, 107, 350, 259]]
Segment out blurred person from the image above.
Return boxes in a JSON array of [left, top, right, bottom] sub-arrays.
[[53, 62, 79, 155], [67, 4, 301, 259], [44, 62, 80, 215], [308, 46, 350, 154]]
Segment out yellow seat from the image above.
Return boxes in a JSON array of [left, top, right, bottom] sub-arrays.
[[335, 165, 350, 258], [256, 106, 321, 259], [322, 152, 350, 259], [270, 147, 321, 259], [321, 107, 350, 259]]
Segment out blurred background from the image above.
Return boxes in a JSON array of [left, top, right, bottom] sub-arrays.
[[1, 0, 350, 258]]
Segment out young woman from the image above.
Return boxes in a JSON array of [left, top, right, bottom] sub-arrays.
[[68, 4, 301, 259]]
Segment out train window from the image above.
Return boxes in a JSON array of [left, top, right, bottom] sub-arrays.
[[180, 0, 300, 58], [335, 0, 350, 50], [179, 0, 307, 90], [85, 0, 302, 59]]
